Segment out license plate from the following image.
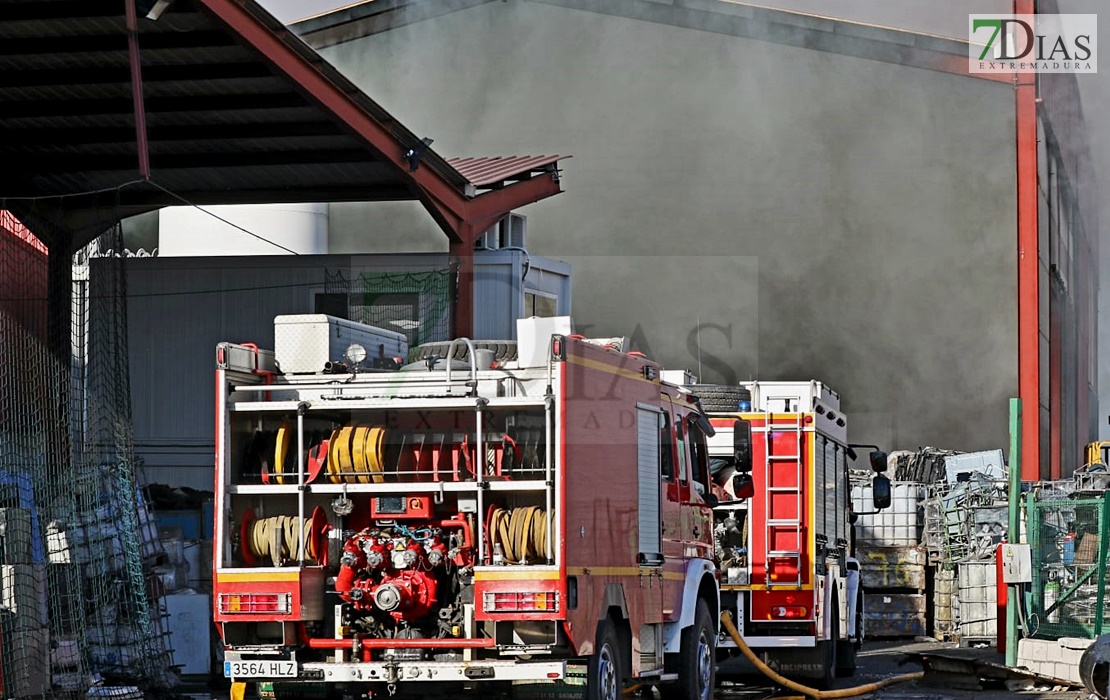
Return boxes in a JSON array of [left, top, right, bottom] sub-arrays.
[[224, 660, 297, 678]]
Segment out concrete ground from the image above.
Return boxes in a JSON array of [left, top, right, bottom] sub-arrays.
[[715, 639, 1091, 700], [177, 639, 1094, 699]]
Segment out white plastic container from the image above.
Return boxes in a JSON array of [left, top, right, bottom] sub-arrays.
[[957, 560, 998, 640], [851, 481, 925, 547]]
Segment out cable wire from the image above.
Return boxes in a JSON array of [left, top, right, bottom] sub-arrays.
[[144, 180, 301, 255]]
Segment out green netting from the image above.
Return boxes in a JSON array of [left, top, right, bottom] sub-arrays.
[[1028, 488, 1110, 639], [324, 268, 453, 348], [0, 215, 174, 698]]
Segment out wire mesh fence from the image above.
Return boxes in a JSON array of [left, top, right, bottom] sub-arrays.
[[1027, 487, 1109, 640], [0, 214, 174, 697]]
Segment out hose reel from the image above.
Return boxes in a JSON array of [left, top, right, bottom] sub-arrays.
[[488, 506, 549, 564], [240, 506, 329, 566]]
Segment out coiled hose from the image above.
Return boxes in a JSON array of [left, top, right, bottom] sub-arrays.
[[719, 612, 924, 699], [246, 515, 318, 566], [326, 425, 386, 484], [488, 506, 548, 564]]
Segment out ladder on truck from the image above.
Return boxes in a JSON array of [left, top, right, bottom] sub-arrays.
[[764, 411, 805, 589]]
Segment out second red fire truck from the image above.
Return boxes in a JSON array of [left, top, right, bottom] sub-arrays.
[[701, 381, 890, 687]]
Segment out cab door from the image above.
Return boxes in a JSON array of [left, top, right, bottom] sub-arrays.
[[660, 401, 688, 619]]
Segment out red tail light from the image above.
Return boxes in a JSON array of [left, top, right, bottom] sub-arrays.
[[483, 591, 559, 613], [219, 593, 292, 614], [771, 605, 808, 619]]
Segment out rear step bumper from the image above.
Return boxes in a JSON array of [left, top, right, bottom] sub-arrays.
[[295, 659, 567, 683]]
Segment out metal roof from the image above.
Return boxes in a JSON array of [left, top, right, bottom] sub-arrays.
[[447, 155, 566, 188], [0, 0, 566, 248], [292, 0, 1010, 86]]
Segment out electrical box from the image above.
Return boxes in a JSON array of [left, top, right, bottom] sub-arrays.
[[1001, 543, 1032, 583]]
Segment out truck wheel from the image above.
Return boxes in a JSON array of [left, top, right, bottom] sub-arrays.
[[662, 599, 715, 700], [587, 618, 624, 700], [835, 592, 860, 677], [815, 598, 838, 689]]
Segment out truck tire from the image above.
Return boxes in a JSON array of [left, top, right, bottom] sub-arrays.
[[815, 597, 838, 689], [661, 599, 715, 700], [587, 617, 624, 700], [688, 385, 751, 414], [411, 340, 517, 364], [835, 591, 861, 677]]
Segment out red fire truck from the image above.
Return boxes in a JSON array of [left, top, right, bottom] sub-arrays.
[[213, 322, 720, 700], [701, 381, 890, 688]]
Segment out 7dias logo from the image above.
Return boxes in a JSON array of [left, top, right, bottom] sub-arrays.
[[969, 14, 1096, 73]]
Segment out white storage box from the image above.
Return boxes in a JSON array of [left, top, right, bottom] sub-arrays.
[[516, 316, 573, 368], [274, 315, 408, 374], [742, 380, 840, 413]]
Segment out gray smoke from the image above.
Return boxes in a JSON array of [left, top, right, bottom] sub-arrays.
[[271, 0, 1107, 459]]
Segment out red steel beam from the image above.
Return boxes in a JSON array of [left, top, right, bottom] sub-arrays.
[[195, 0, 468, 237], [1014, 0, 1039, 480], [450, 232, 475, 338], [124, 0, 151, 179], [193, 0, 560, 241], [193, 0, 562, 337]]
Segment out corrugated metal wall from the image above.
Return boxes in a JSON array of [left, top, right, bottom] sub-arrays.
[[314, 1, 1021, 456], [1039, 64, 1099, 477]]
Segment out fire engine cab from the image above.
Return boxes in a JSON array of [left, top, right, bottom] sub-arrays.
[[700, 381, 890, 688], [213, 316, 719, 700]]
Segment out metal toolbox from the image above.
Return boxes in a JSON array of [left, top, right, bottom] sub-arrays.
[[273, 314, 408, 374]]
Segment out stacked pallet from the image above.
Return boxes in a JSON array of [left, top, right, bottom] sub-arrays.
[[920, 450, 1009, 646], [852, 477, 928, 638]]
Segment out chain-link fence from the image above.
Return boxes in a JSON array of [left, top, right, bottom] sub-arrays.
[[1028, 486, 1110, 640], [0, 213, 173, 697]]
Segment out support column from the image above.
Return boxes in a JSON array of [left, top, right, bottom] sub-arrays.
[[1014, 0, 1040, 480], [450, 225, 475, 339]]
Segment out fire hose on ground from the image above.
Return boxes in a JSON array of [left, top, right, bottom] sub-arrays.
[[719, 612, 924, 699]]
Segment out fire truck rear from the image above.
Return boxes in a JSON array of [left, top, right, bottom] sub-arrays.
[[213, 318, 720, 699], [699, 381, 890, 687]]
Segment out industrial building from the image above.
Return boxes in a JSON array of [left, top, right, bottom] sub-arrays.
[[292, 0, 1098, 480], [0, 0, 1105, 694]]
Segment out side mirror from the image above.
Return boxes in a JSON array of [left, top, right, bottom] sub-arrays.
[[731, 473, 755, 500], [869, 450, 888, 473], [690, 412, 716, 438], [732, 419, 753, 473], [872, 474, 892, 510]]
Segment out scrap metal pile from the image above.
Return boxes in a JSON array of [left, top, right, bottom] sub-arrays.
[[853, 447, 1011, 645]]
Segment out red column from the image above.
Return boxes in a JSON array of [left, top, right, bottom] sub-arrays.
[[450, 226, 475, 339], [1014, 0, 1040, 480]]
